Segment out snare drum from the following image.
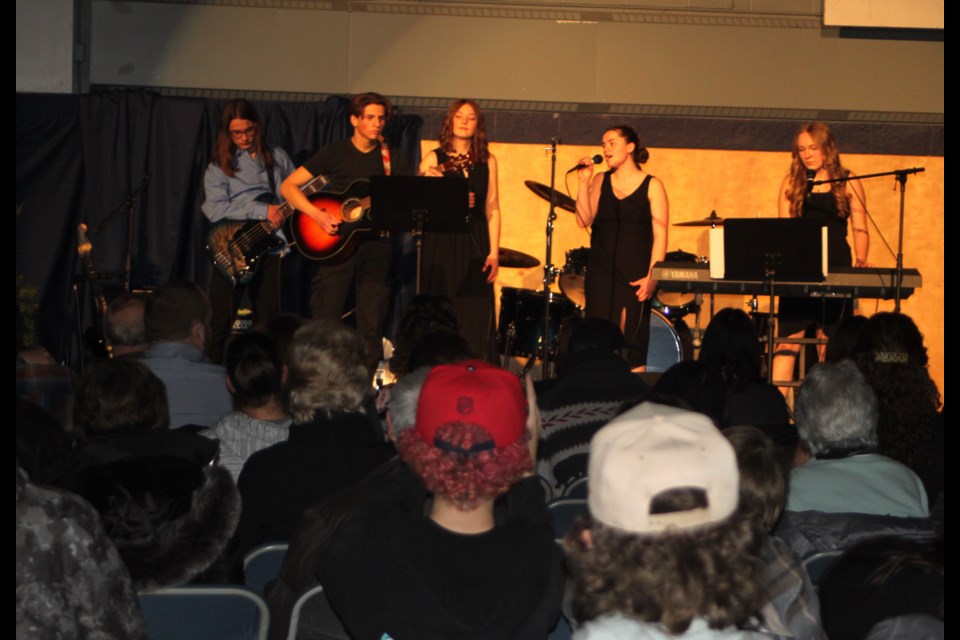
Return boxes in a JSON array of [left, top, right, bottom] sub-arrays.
[[498, 287, 577, 358], [558, 247, 590, 309]]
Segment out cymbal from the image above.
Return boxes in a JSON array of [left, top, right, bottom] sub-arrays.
[[524, 180, 576, 213], [498, 247, 540, 269], [673, 211, 725, 227]]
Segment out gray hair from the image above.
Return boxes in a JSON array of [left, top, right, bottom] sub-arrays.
[[285, 320, 370, 423], [388, 367, 431, 435], [105, 294, 147, 347], [795, 360, 878, 455]]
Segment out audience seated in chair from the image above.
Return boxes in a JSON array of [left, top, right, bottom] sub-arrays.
[[141, 281, 232, 428], [536, 318, 649, 496], [785, 360, 927, 518], [316, 361, 564, 639], [17, 463, 147, 639], [105, 292, 150, 358], [230, 320, 394, 564], [564, 403, 770, 639], [51, 358, 240, 590], [211, 331, 291, 480], [724, 425, 826, 639]]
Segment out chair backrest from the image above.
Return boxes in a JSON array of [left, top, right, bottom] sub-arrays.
[[287, 584, 350, 640], [802, 549, 845, 586], [563, 476, 589, 499], [138, 585, 269, 640], [548, 498, 589, 541], [244, 542, 289, 597]]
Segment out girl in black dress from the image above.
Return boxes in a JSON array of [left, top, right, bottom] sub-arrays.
[[418, 99, 502, 362], [773, 122, 870, 389], [574, 126, 669, 370]]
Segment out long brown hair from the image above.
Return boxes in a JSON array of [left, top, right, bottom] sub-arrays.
[[784, 122, 849, 219], [438, 99, 489, 163], [211, 99, 273, 178]]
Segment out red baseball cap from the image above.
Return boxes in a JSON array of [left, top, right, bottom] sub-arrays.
[[415, 360, 526, 450]]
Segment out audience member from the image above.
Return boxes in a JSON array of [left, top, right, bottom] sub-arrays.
[[786, 360, 927, 518], [724, 425, 826, 639], [700, 308, 793, 446], [230, 320, 394, 561], [388, 294, 460, 378], [17, 464, 147, 639], [261, 312, 307, 364], [141, 281, 232, 427], [316, 361, 564, 639], [854, 312, 943, 500], [536, 318, 649, 495], [564, 403, 769, 639], [104, 293, 149, 357], [211, 331, 291, 480], [52, 358, 240, 589], [649, 360, 727, 426], [817, 536, 943, 640]]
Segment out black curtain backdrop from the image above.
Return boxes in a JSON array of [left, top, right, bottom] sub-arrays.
[[16, 90, 423, 366]]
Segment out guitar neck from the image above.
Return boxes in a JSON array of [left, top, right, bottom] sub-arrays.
[[277, 174, 330, 220]]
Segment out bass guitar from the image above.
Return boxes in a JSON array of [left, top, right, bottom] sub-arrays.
[[288, 179, 374, 264], [205, 174, 331, 286]]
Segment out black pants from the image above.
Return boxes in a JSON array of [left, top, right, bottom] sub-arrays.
[[310, 238, 392, 372], [208, 254, 281, 364]]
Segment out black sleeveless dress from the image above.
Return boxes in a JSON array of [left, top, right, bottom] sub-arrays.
[[585, 172, 654, 367], [419, 149, 497, 361], [778, 191, 854, 336]]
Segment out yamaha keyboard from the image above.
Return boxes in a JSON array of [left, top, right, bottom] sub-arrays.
[[652, 262, 922, 299]]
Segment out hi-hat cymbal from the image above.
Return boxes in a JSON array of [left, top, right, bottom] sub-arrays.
[[524, 180, 576, 213], [673, 211, 725, 227], [498, 247, 540, 269]]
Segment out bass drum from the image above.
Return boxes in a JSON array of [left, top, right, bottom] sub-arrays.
[[647, 309, 683, 372], [558, 247, 590, 309], [498, 287, 577, 358]]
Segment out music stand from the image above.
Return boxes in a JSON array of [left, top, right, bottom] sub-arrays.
[[370, 175, 471, 294], [723, 219, 825, 382]]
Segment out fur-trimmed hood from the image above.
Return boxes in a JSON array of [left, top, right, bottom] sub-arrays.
[[57, 454, 240, 591]]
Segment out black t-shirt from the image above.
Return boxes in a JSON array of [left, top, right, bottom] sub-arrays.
[[303, 138, 409, 192]]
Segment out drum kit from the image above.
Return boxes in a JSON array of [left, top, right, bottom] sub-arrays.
[[492, 183, 725, 374]]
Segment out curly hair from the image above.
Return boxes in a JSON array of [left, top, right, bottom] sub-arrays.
[[783, 122, 850, 219], [605, 125, 649, 166], [438, 99, 489, 163], [564, 510, 765, 633], [285, 320, 370, 423], [397, 423, 531, 510], [854, 313, 941, 476], [74, 359, 169, 439], [224, 331, 284, 411]]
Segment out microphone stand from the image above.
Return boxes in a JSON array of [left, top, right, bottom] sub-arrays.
[[812, 166, 923, 313], [97, 172, 151, 293], [541, 137, 560, 380]]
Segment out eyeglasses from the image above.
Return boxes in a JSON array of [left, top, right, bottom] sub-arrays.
[[229, 125, 258, 139]]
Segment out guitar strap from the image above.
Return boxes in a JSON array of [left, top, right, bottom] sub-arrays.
[[380, 138, 392, 176], [265, 152, 278, 204]]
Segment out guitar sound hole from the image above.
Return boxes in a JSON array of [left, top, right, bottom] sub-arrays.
[[342, 199, 362, 222]]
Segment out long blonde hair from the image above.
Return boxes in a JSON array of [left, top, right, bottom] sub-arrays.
[[784, 122, 850, 219]]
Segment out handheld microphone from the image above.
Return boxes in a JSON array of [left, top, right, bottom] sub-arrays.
[[567, 155, 603, 173], [805, 169, 817, 194]]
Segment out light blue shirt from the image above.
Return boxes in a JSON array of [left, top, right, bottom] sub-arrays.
[[142, 342, 233, 429], [787, 454, 928, 518], [202, 145, 295, 224]]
